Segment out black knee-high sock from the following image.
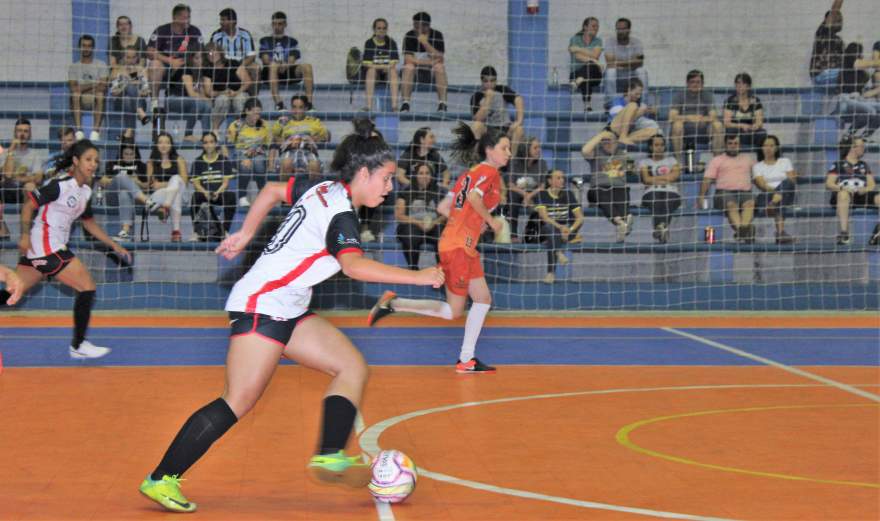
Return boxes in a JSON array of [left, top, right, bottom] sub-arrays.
[[71, 290, 95, 349], [151, 398, 238, 480], [318, 395, 357, 455], [0, 290, 10, 307]]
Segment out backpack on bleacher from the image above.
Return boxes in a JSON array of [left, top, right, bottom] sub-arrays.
[[345, 47, 363, 84], [193, 202, 223, 241]]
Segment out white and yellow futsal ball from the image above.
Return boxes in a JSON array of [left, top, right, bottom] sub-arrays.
[[368, 450, 417, 503]]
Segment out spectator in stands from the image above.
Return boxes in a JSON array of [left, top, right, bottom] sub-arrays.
[[189, 131, 236, 241], [165, 44, 212, 142], [99, 140, 150, 241], [534, 170, 584, 284], [698, 133, 756, 243], [582, 130, 632, 242], [568, 17, 603, 112], [145, 132, 188, 242], [211, 8, 259, 97], [638, 135, 681, 244], [228, 98, 273, 208], [507, 136, 548, 242], [362, 18, 400, 113], [43, 127, 77, 182], [470, 66, 525, 156], [825, 134, 880, 245], [68, 35, 108, 142], [400, 11, 448, 112], [397, 127, 450, 188], [260, 12, 315, 111], [604, 17, 648, 98], [809, 0, 844, 88], [273, 95, 329, 182], [109, 15, 147, 67], [107, 45, 151, 141], [147, 4, 203, 111], [723, 73, 767, 153], [669, 69, 723, 160], [752, 135, 797, 244], [607, 78, 659, 146], [0, 118, 45, 239], [838, 42, 880, 138], [203, 42, 251, 132], [395, 162, 445, 270]]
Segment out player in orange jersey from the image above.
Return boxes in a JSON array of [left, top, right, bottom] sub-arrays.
[[369, 123, 510, 373]]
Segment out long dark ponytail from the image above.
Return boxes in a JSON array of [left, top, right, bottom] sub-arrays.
[[449, 122, 507, 165], [330, 117, 394, 183]]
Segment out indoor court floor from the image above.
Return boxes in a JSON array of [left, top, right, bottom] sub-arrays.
[[0, 313, 877, 520]]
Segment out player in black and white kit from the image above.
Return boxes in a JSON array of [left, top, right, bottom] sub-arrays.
[[138, 119, 444, 513], [0, 140, 131, 358]]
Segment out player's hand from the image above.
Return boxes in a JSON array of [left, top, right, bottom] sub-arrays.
[[18, 234, 31, 256], [112, 244, 132, 264], [1, 268, 24, 305], [216, 231, 251, 260], [418, 266, 445, 288], [490, 217, 504, 234]]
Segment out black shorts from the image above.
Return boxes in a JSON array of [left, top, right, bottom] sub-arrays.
[[19, 248, 75, 278], [830, 190, 879, 207], [412, 66, 434, 85], [228, 310, 316, 346], [260, 64, 304, 85]]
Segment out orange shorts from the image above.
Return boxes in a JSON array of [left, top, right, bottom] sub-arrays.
[[439, 248, 484, 296]]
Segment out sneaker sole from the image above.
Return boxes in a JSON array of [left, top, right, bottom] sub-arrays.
[[69, 349, 111, 359], [139, 488, 197, 513], [367, 291, 396, 326], [307, 464, 371, 488]]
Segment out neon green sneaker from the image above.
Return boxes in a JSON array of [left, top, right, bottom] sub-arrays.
[[139, 474, 197, 513], [307, 451, 372, 488]]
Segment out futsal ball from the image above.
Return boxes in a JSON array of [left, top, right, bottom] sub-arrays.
[[368, 450, 417, 503], [839, 177, 866, 192]]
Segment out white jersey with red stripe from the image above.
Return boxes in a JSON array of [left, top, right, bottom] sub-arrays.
[[225, 180, 364, 319], [25, 176, 93, 259]]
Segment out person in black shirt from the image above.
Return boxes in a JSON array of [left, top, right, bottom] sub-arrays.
[[809, 0, 844, 88], [838, 42, 880, 138], [165, 45, 212, 142], [147, 4, 203, 109], [723, 73, 767, 152], [99, 141, 150, 241], [259, 11, 315, 110], [362, 18, 400, 112], [533, 170, 583, 284], [203, 42, 251, 132], [190, 132, 236, 240], [394, 162, 445, 270], [400, 12, 447, 112], [825, 135, 880, 245], [396, 127, 450, 189], [470, 66, 525, 154]]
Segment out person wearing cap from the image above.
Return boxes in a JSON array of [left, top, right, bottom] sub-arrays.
[[210, 8, 259, 96], [400, 11, 448, 112], [470, 66, 524, 154]]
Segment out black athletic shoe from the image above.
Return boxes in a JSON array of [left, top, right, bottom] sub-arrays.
[[367, 290, 396, 327], [837, 232, 851, 245], [399, 102, 410, 112], [455, 357, 496, 374], [869, 224, 880, 246], [437, 102, 448, 112]]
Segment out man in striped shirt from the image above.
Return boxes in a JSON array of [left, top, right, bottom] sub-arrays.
[[211, 8, 259, 95]]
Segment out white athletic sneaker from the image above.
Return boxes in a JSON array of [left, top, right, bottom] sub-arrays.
[[238, 197, 251, 207], [89, 130, 101, 142], [74, 130, 85, 141], [69, 340, 111, 359]]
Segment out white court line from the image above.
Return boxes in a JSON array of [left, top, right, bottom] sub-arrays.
[[356, 413, 395, 521], [360, 383, 880, 520], [662, 327, 880, 403]]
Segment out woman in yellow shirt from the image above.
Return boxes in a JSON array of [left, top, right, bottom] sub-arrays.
[[227, 97, 273, 207]]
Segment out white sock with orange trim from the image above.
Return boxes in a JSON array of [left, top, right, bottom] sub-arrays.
[[458, 302, 490, 363]]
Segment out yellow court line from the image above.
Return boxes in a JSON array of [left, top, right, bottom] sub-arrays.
[[616, 404, 880, 489]]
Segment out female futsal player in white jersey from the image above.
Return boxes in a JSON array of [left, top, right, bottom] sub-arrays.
[[139, 119, 445, 513], [0, 140, 131, 358]]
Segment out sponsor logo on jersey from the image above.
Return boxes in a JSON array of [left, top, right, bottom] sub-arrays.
[[66, 195, 78, 208], [337, 233, 359, 245]]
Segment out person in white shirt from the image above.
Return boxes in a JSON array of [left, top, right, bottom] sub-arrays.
[[752, 135, 797, 244], [138, 119, 444, 513], [1, 140, 130, 359]]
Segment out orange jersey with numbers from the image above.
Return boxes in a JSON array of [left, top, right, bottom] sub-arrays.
[[438, 163, 502, 256]]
